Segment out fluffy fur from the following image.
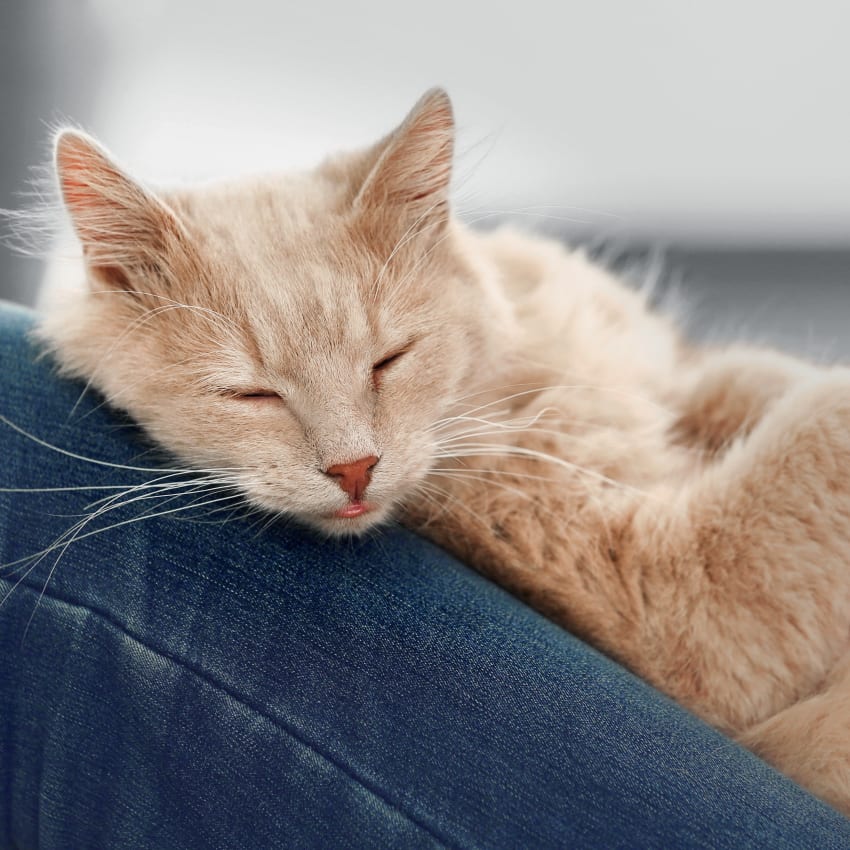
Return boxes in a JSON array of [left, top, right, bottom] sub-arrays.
[[37, 89, 850, 814]]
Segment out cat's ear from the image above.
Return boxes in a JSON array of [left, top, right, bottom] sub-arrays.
[[354, 88, 454, 242], [54, 129, 186, 292]]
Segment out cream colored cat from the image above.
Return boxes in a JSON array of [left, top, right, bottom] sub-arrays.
[[38, 89, 850, 814]]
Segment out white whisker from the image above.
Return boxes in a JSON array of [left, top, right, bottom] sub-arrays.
[[0, 413, 246, 474], [432, 442, 659, 501]]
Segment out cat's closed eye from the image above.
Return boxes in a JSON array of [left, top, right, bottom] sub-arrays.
[[372, 346, 411, 389], [222, 389, 283, 404]]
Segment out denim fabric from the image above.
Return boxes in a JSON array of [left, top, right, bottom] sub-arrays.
[[0, 300, 848, 849]]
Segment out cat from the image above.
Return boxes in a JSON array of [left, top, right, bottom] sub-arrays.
[[36, 88, 850, 815]]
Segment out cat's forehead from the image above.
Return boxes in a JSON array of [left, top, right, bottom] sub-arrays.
[[172, 174, 379, 300], [163, 172, 439, 368], [257, 261, 373, 351], [170, 173, 353, 252]]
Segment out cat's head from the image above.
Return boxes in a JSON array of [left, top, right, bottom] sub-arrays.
[[41, 89, 515, 534]]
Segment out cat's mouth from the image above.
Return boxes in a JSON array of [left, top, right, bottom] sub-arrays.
[[332, 500, 374, 519], [317, 498, 391, 534]]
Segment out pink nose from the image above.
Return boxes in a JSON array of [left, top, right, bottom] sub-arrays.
[[324, 455, 379, 501]]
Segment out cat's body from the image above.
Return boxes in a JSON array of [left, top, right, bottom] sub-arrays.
[[37, 90, 850, 813]]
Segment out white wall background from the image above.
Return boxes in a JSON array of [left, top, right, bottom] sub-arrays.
[[86, 0, 850, 245]]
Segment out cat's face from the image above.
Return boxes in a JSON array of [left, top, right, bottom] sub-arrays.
[[44, 90, 510, 534]]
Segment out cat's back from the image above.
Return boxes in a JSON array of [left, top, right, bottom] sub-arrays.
[[467, 226, 683, 415], [470, 227, 681, 387], [437, 226, 692, 496]]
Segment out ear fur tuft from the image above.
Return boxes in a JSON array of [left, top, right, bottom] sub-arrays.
[[355, 88, 455, 239], [54, 129, 185, 291]]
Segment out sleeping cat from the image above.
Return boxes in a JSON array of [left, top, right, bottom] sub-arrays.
[[38, 89, 850, 814]]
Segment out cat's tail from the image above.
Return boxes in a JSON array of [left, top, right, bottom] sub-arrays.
[[737, 651, 850, 816]]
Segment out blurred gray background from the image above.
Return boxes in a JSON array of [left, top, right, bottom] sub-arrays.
[[2, 0, 849, 356]]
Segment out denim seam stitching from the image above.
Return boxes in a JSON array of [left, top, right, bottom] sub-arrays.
[[5, 577, 470, 850]]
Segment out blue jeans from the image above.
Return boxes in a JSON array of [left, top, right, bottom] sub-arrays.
[[0, 299, 848, 849]]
